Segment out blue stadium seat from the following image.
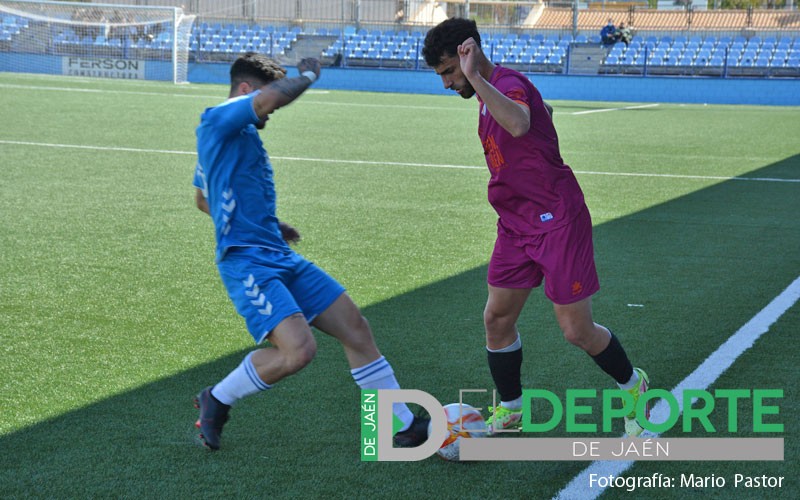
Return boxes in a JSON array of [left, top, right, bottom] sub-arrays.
[[651, 48, 667, 61], [740, 55, 756, 67], [772, 50, 788, 64], [695, 53, 711, 66], [617, 52, 632, 65]]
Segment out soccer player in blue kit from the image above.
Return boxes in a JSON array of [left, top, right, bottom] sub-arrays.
[[192, 53, 428, 450]]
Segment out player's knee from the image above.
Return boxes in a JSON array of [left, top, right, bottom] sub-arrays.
[[352, 313, 371, 335], [562, 325, 592, 350], [484, 308, 513, 335], [285, 337, 317, 374]]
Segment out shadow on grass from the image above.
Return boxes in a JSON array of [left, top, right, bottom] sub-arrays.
[[1, 156, 798, 498]]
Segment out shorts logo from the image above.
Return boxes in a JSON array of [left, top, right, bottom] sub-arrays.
[[243, 274, 273, 315], [540, 212, 554, 222], [571, 281, 583, 296]]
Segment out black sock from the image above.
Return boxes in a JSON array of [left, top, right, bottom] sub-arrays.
[[590, 331, 633, 385], [487, 347, 523, 402]]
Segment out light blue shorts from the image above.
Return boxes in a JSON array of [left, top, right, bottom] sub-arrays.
[[217, 247, 346, 344]]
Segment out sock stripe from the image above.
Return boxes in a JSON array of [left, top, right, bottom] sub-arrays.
[[351, 357, 391, 384], [351, 355, 386, 375], [350, 356, 386, 375], [244, 353, 271, 391]]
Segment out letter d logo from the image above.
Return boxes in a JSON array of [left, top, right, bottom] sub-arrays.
[[375, 389, 447, 461]]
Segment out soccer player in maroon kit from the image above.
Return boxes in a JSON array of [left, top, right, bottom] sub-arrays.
[[422, 18, 650, 436]]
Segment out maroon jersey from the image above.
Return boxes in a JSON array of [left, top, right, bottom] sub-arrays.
[[477, 66, 585, 236]]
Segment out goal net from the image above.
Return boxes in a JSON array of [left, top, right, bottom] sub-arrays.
[[0, 0, 195, 83]]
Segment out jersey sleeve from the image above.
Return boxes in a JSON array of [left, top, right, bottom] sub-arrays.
[[192, 161, 207, 197], [494, 73, 531, 109]]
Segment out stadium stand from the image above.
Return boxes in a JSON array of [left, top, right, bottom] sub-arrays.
[[1, 5, 797, 78]]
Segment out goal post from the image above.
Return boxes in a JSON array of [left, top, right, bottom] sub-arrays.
[[0, 0, 195, 83]]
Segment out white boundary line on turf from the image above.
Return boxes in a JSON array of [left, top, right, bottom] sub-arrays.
[[0, 82, 656, 114], [571, 103, 661, 115], [553, 274, 800, 500], [1, 139, 799, 184], [0, 83, 464, 111], [0, 82, 329, 99]]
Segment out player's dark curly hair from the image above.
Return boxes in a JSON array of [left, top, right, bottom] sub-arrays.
[[230, 52, 287, 92], [422, 18, 481, 68]]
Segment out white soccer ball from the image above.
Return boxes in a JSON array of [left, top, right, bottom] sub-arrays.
[[429, 403, 487, 461]]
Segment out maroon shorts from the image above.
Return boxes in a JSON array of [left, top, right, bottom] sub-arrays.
[[487, 205, 600, 305]]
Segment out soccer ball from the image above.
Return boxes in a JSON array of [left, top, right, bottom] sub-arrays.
[[429, 403, 487, 461]]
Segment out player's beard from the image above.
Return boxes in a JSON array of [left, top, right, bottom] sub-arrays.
[[458, 81, 476, 99]]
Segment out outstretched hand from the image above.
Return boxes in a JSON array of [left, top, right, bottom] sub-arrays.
[[298, 57, 321, 80]]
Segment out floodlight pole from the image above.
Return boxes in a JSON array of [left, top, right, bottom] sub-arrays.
[[572, 0, 578, 38]]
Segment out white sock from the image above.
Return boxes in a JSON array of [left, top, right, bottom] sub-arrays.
[[351, 356, 415, 431], [500, 396, 523, 410], [617, 369, 640, 390], [211, 351, 272, 406], [486, 331, 522, 353]]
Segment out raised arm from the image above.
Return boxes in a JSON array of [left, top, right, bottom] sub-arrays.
[[458, 38, 530, 138], [252, 58, 321, 120]]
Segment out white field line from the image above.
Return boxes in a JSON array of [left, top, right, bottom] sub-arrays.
[[0, 82, 665, 114], [571, 103, 661, 115], [0, 83, 465, 111], [553, 274, 800, 500], [1, 139, 798, 184]]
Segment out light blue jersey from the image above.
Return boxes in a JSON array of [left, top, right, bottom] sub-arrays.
[[194, 91, 289, 261], [193, 90, 345, 342]]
